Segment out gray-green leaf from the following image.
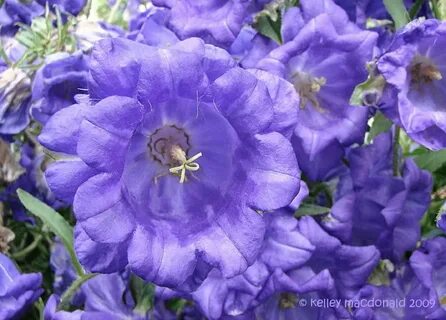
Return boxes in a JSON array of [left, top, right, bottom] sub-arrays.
[[295, 203, 331, 217], [413, 149, 446, 172], [383, 0, 410, 29], [17, 189, 84, 276], [367, 112, 393, 143]]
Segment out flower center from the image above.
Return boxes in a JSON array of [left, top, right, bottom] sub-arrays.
[[441, 296, 446, 306], [410, 56, 442, 85], [278, 292, 298, 309], [291, 71, 326, 112], [148, 125, 202, 183]]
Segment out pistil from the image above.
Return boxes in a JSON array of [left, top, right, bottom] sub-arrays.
[[168, 145, 203, 183]]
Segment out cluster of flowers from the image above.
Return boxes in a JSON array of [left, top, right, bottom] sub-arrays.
[[1, 0, 446, 319]]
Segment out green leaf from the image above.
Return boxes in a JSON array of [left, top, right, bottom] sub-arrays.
[[413, 149, 446, 172], [421, 200, 443, 236], [383, 0, 410, 28], [367, 112, 393, 143], [17, 189, 84, 276], [131, 275, 155, 315], [295, 203, 330, 217], [253, 14, 282, 44], [432, 0, 446, 20], [165, 298, 188, 315]]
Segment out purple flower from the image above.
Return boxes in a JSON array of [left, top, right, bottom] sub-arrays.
[[44, 295, 83, 320], [46, 240, 151, 319], [354, 238, 446, 319], [48, 236, 147, 318], [81, 273, 147, 319], [40, 37, 301, 289], [186, 207, 314, 319], [50, 239, 85, 307], [352, 265, 428, 319], [129, 7, 180, 47], [253, 215, 379, 319], [151, 0, 253, 48], [409, 237, 446, 319], [31, 52, 89, 124], [0, 253, 43, 320], [230, 27, 278, 69], [335, 0, 431, 27], [321, 133, 432, 263], [256, 0, 378, 180], [334, 0, 389, 26], [131, 6, 274, 65], [0, 0, 44, 35], [174, 209, 378, 319], [377, 19, 446, 150], [45, 273, 156, 320], [36, 0, 86, 16]]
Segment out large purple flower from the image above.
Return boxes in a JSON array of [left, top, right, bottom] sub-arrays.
[[175, 209, 378, 319], [409, 237, 446, 319], [31, 52, 89, 124], [151, 0, 253, 48], [0, 253, 43, 320], [40, 37, 301, 289], [254, 215, 379, 319], [377, 19, 446, 150], [321, 132, 432, 263], [256, 0, 378, 180], [184, 205, 314, 319]]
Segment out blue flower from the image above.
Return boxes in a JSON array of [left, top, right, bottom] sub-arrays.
[[0, 253, 43, 320]]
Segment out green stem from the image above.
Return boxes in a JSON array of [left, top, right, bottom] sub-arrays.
[[58, 273, 97, 311], [393, 126, 401, 177], [36, 298, 45, 320], [70, 249, 85, 277], [11, 234, 43, 260]]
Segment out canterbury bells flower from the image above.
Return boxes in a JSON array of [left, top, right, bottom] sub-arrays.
[[39, 37, 302, 289]]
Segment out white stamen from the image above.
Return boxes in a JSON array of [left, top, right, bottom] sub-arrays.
[[169, 151, 203, 183]]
